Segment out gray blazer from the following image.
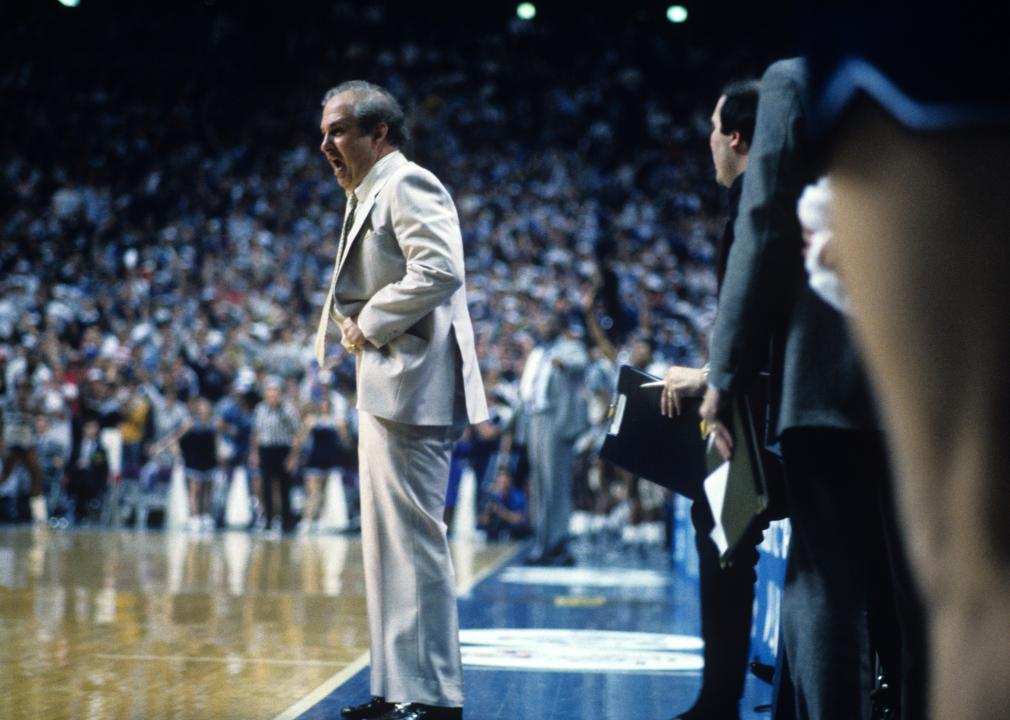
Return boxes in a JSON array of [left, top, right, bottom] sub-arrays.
[[707, 58, 878, 438], [314, 151, 488, 427]]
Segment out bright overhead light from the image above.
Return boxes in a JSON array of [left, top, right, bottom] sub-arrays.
[[57, 0, 81, 6], [666, 5, 688, 23], [517, 2, 536, 20]]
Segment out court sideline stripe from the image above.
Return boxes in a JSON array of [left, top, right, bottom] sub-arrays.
[[271, 542, 524, 720]]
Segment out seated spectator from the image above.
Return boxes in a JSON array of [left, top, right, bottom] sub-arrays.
[[479, 469, 531, 542]]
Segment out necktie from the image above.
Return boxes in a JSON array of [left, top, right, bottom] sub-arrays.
[[335, 192, 359, 270], [315, 192, 359, 366]]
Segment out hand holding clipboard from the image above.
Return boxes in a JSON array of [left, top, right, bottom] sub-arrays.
[[599, 366, 708, 499]]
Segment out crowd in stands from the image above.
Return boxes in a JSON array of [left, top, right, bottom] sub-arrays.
[[0, 4, 778, 538]]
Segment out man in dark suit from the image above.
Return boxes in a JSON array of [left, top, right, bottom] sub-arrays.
[[660, 79, 762, 720], [699, 59, 907, 719]]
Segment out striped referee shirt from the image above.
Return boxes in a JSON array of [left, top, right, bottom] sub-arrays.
[[252, 402, 299, 448]]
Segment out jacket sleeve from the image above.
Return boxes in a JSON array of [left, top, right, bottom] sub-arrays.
[[708, 59, 809, 393], [355, 167, 464, 348]]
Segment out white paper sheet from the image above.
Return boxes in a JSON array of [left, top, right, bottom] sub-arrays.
[[703, 460, 731, 556]]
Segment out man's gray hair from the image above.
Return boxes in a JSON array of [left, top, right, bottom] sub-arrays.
[[321, 80, 409, 147]]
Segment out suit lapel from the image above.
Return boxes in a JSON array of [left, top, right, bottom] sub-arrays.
[[315, 152, 408, 367], [335, 153, 408, 279]]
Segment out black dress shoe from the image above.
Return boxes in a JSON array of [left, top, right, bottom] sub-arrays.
[[340, 696, 396, 719], [376, 703, 462, 720]]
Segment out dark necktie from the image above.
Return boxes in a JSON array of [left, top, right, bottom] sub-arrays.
[[335, 192, 359, 270]]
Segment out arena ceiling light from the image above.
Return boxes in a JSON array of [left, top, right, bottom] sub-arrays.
[[57, 0, 81, 6], [516, 2, 536, 20], [666, 5, 688, 23]]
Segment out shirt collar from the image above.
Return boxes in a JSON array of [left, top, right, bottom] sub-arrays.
[[348, 150, 405, 205]]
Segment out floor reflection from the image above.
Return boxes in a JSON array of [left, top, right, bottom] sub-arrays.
[[0, 526, 511, 720]]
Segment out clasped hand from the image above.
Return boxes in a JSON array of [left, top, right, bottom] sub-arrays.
[[341, 316, 366, 354]]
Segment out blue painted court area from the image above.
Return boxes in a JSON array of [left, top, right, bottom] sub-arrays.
[[297, 538, 772, 720]]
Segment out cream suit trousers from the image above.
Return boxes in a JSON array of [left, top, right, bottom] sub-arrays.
[[357, 411, 464, 707]]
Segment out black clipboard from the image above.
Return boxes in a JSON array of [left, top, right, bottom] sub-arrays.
[[599, 365, 708, 499]]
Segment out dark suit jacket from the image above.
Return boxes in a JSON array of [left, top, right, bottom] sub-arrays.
[[716, 173, 743, 294], [707, 58, 878, 440]]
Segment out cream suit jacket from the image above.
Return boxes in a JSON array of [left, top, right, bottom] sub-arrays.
[[314, 151, 488, 427]]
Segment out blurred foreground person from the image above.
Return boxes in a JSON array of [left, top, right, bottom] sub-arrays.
[[700, 58, 920, 719], [314, 81, 487, 720], [808, 6, 1009, 718]]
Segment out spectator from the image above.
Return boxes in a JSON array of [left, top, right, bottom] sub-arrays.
[[479, 469, 530, 542], [138, 386, 189, 493], [288, 395, 346, 533], [179, 397, 218, 532], [68, 418, 109, 525], [117, 375, 153, 482], [0, 375, 46, 523], [215, 378, 257, 497]]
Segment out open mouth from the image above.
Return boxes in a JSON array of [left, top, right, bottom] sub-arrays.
[[327, 154, 345, 174]]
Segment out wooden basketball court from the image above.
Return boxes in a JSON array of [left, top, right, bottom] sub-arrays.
[[0, 527, 515, 719], [1, 523, 777, 719]]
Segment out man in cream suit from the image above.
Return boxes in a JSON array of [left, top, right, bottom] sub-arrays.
[[314, 80, 487, 720]]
